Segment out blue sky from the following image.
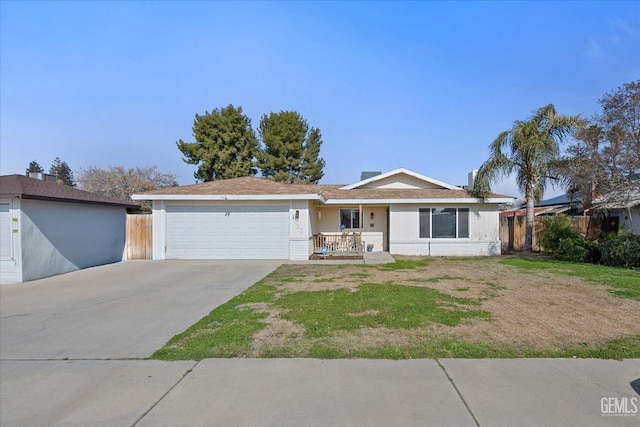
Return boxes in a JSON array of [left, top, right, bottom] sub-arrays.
[[1, 1, 639, 199]]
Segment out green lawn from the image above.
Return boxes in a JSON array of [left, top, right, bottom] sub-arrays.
[[151, 257, 640, 361]]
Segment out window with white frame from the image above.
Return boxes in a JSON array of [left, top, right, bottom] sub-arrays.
[[340, 208, 360, 229], [419, 208, 469, 238]]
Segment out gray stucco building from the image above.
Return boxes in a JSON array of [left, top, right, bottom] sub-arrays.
[[0, 174, 138, 284]]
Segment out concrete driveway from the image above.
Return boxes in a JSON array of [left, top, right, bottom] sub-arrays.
[[0, 260, 282, 359], [2, 260, 639, 427]]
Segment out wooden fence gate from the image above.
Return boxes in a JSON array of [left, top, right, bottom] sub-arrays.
[[126, 214, 152, 260]]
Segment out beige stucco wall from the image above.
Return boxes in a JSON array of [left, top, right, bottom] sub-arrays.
[[314, 206, 386, 232], [313, 205, 388, 250]]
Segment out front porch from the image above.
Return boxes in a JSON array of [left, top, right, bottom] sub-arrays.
[[312, 232, 363, 255], [311, 204, 388, 255]]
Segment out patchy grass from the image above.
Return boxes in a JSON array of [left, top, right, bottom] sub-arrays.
[[377, 258, 432, 270], [276, 282, 488, 338], [350, 272, 370, 278], [500, 257, 640, 300], [151, 257, 640, 361], [151, 283, 278, 360], [408, 275, 466, 283]]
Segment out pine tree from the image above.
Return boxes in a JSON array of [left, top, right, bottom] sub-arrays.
[[299, 128, 325, 183], [257, 111, 325, 183], [26, 160, 44, 174], [177, 105, 258, 181], [49, 157, 75, 186]]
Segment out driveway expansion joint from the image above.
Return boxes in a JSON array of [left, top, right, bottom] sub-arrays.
[[436, 358, 481, 427], [130, 360, 200, 427]]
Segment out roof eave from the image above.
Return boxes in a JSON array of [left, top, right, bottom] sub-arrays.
[[19, 194, 139, 208], [131, 193, 325, 202], [323, 197, 514, 205]]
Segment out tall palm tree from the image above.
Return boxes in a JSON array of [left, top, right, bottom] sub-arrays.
[[473, 104, 582, 251]]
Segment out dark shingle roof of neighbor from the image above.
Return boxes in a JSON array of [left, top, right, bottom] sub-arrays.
[[138, 176, 511, 200], [0, 175, 140, 208]]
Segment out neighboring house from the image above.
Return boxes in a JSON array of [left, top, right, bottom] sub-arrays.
[[0, 174, 139, 284], [133, 168, 513, 260], [499, 193, 584, 219], [591, 186, 640, 235]]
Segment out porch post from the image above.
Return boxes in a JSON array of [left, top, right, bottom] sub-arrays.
[[359, 204, 363, 252]]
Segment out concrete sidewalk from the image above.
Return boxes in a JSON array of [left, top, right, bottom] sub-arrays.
[[2, 358, 638, 426]]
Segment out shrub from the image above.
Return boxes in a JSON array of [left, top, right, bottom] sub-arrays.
[[555, 238, 599, 263], [599, 234, 640, 269], [537, 214, 581, 253]]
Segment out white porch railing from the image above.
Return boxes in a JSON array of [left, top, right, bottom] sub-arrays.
[[313, 233, 363, 254]]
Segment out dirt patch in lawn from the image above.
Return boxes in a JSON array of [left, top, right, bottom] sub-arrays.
[[436, 274, 640, 349], [256, 258, 640, 351], [242, 302, 304, 357]]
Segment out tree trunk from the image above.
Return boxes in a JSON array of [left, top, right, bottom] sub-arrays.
[[524, 182, 535, 252]]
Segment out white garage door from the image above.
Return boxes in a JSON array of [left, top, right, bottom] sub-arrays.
[[165, 204, 289, 259]]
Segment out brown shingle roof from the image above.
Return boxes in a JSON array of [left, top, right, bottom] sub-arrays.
[[141, 176, 323, 196], [137, 176, 510, 201], [0, 175, 139, 208]]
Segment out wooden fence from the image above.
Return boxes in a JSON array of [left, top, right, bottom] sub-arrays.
[[499, 215, 592, 253], [126, 214, 152, 260]]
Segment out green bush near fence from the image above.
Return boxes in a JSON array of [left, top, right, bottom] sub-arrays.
[[537, 215, 581, 253], [538, 215, 639, 270], [599, 234, 640, 269]]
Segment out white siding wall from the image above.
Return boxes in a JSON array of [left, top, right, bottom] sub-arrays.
[[152, 200, 166, 260], [289, 200, 311, 260], [0, 198, 22, 284], [20, 200, 127, 282], [389, 203, 501, 256]]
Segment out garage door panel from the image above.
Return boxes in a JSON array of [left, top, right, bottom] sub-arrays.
[[166, 205, 289, 259]]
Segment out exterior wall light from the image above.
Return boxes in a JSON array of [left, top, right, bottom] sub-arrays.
[[295, 210, 299, 220]]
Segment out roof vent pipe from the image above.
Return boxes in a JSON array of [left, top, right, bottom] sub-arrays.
[[468, 170, 478, 191]]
